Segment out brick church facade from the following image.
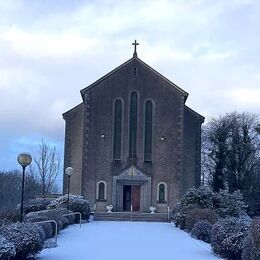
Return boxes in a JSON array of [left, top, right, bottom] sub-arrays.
[[63, 44, 204, 213]]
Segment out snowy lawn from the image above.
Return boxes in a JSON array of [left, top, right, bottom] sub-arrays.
[[38, 221, 219, 260]]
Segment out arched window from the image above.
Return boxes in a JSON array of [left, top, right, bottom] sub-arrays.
[[97, 181, 107, 200], [113, 99, 123, 160], [144, 100, 153, 161], [157, 182, 167, 203], [129, 92, 137, 158]]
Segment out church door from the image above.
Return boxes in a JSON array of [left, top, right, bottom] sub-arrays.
[[123, 185, 140, 211], [132, 185, 140, 211]]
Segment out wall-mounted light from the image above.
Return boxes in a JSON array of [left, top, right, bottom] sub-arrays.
[[160, 136, 165, 141], [101, 133, 105, 138]]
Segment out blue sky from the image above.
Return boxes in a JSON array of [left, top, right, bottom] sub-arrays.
[[0, 0, 260, 175]]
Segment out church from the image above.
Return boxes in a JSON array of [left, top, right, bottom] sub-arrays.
[[63, 42, 204, 213]]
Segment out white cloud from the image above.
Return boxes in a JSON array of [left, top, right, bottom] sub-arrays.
[[230, 88, 260, 104], [199, 50, 237, 61], [2, 26, 100, 57]]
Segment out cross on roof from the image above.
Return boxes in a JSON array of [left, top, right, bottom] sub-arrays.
[[132, 40, 139, 58]]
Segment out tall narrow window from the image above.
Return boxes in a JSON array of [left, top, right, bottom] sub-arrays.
[[98, 182, 105, 200], [157, 182, 167, 203], [97, 181, 107, 200], [144, 100, 153, 161], [129, 92, 137, 158], [113, 99, 122, 160]]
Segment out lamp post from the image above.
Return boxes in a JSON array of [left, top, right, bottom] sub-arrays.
[[65, 167, 74, 213], [17, 153, 32, 222]]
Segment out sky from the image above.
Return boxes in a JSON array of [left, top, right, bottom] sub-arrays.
[[0, 0, 260, 176]]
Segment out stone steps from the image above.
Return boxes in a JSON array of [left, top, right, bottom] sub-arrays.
[[94, 212, 169, 222]]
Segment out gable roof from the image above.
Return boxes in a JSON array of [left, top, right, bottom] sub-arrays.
[[185, 105, 205, 122], [62, 102, 83, 119], [80, 56, 189, 100]]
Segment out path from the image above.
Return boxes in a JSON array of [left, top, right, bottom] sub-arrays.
[[38, 221, 219, 260]]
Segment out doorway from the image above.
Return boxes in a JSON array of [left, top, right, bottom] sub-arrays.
[[123, 185, 140, 211]]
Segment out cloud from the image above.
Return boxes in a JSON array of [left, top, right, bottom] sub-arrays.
[[0, 0, 259, 171], [2, 26, 100, 57], [199, 50, 237, 61], [229, 88, 260, 104]]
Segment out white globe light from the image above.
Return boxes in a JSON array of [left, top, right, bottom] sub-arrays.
[[65, 167, 74, 176], [17, 153, 32, 167]]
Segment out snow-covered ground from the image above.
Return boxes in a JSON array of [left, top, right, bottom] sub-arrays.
[[38, 221, 219, 260]]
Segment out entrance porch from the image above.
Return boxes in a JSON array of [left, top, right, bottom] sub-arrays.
[[112, 165, 151, 212]]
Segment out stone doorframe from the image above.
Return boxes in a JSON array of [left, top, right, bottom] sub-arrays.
[[112, 166, 151, 212]]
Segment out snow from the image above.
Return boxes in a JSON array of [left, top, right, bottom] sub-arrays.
[[38, 221, 219, 260]]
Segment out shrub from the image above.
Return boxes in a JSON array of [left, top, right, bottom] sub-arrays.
[[177, 187, 214, 209], [211, 216, 252, 259], [171, 204, 198, 230], [0, 209, 20, 227], [22, 198, 52, 214], [185, 208, 218, 232], [0, 235, 16, 260], [191, 220, 213, 243], [242, 217, 260, 260], [25, 208, 69, 231], [25, 216, 53, 239], [48, 194, 90, 221], [242, 234, 253, 260], [0, 222, 45, 259], [69, 198, 91, 221], [172, 187, 248, 229], [213, 190, 247, 218]]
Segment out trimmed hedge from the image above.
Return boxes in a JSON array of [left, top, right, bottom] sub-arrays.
[[48, 194, 90, 221], [23, 198, 52, 214], [25, 215, 53, 239], [25, 208, 69, 231], [0, 222, 45, 259]]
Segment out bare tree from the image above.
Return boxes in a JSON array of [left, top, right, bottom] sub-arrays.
[[32, 139, 62, 199]]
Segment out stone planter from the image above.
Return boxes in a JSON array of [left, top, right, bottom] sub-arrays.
[[106, 204, 113, 213], [149, 206, 156, 214]]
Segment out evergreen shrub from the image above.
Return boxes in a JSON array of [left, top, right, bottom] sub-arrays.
[[0, 235, 16, 260], [25, 215, 53, 239], [242, 217, 260, 260], [211, 216, 252, 260], [191, 220, 213, 243], [22, 198, 52, 214], [172, 187, 247, 229], [48, 194, 90, 221], [25, 208, 69, 231], [185, 208, 218, 232], [0, 222, 45, 259]]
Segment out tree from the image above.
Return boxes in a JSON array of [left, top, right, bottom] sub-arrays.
[[202, 112, 260, 215], [0, 170, 41, 214], [31, 139, 62, 199], [225, 113, 259, 193], [202, 115, 232, 192]]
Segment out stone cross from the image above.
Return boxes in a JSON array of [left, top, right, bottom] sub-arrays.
[[132, 40, 139, 57]]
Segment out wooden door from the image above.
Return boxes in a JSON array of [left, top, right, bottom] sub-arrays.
[[132, 185, 140, 211]]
